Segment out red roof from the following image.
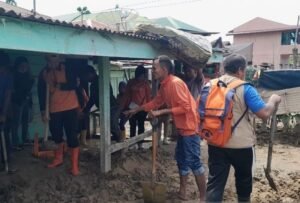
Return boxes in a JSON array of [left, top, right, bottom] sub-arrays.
[[228, 17, 298, 35]]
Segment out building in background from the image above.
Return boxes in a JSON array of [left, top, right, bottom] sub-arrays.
[[228, 17, 300, 69]]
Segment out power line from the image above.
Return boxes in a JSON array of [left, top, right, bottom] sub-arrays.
[[122, 0, 165, 8], [100, 0, 202, 12], [129, 0, 203, 10]]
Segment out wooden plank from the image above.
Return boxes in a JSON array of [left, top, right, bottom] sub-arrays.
[[98, 57, 111, 173], [110, 130, 152, 153], [0, 16, 159, 58]]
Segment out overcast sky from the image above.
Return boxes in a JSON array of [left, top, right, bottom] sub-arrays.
[[8, 0, 300, 41]]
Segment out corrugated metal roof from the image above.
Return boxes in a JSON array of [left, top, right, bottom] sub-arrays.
[[0, 2, 157, 40], [152, 17, 218, 36]]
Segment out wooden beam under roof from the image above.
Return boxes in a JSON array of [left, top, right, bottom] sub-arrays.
[[0, 16, 160, 59]]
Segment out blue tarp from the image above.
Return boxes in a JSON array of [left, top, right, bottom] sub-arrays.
[[258, 69, 300, 90]]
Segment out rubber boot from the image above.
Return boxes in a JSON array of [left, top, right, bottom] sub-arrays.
[[48, 143, 64, 168], [70, 147, 79, 176], [178, 175, 188, 200], [80, 130, 87, 146], [195, 174, 206, 202]]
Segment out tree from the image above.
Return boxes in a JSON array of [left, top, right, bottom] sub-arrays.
[[6, 0, 17, 6], [75, 6, 91, 24]]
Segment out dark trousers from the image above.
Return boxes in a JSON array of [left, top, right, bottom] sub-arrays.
[[206, 145, 254, 203], [77, 113, 89, 133], [12, 101, 30, 146], [0, 122, 11, 164], [111, 106, 122, 141], [129, 111, 147, 137], [119, 109, 129, 131], [49, 109, 79, 148]]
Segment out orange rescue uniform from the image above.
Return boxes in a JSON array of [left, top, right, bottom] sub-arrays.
[[143, 75, 198, 136], [43, 66, 79, 113]]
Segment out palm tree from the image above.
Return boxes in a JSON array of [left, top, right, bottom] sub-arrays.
[[6, 0, 17, 6]]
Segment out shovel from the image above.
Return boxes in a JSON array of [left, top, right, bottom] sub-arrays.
[[264, 107, 278, 191], [142, 118, 166, 203]]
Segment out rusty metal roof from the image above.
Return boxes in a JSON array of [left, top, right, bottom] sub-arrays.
[[0, 2, 157, 40]]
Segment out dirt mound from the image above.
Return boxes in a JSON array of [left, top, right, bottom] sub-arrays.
[[253, 170, 300, 203]]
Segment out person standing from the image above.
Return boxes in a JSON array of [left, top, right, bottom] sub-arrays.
[[11, 57, 34, 148], [183, 64, 204, 102], [125, 56, 206, 202], [38, 55, 80, 176], [81, 65, 123, 142], [0, 51, 16, 173], [122, 65, 151, 149], [205, 54, 281, 203]]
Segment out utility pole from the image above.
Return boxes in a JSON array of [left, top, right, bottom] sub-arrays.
[[293, 15, 300, 69], [33, 0, 36, 15]]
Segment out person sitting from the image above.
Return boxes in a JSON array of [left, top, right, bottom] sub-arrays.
[[121, 65, 151, 150]]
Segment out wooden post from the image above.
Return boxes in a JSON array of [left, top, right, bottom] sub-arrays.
[[98, 57, 111, 173], [266, 108, 278, 174]]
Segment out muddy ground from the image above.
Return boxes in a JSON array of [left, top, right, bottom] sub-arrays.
[[0, 130, 299, 203]]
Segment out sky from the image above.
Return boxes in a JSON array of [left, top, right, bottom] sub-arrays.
[[7, 0, 300, 42]]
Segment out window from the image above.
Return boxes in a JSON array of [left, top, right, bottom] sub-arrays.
[[281, 30, 300, 45]]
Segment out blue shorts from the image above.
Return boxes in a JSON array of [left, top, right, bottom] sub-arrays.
[[175, 134, 205, 176]]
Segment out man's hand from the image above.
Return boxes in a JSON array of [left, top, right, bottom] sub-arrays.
[[272, 94, 281, 105], [148, 109, 171, 119], [124, 108, 140, 118], [148, 110, 162, 118]]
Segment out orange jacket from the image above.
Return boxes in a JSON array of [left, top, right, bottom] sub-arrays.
[[43, 66, 79, 113], [143, 75, 198, 136]]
